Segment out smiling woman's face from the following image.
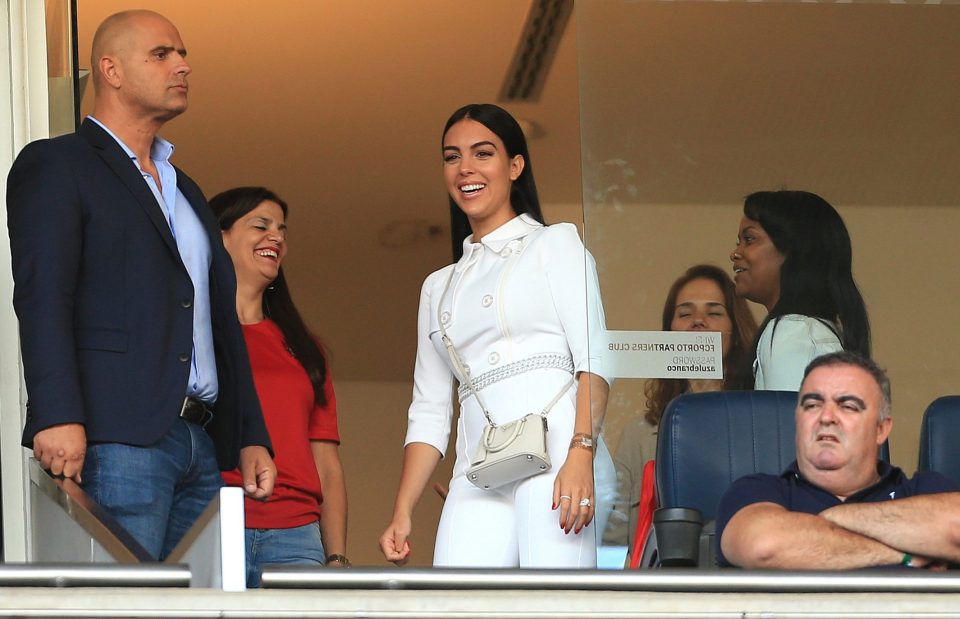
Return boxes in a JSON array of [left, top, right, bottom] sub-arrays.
[[442, 118, 524, 240], [730, 216, 785, 310], [221, 199, 288, 288]]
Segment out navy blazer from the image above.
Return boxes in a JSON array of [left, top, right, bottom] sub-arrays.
[[6, 119, 270, 469]]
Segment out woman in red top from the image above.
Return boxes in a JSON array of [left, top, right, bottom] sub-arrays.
[[211, 186, 347, 587]]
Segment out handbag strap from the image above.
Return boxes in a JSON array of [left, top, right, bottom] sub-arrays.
[[437, 264, 573, 428]]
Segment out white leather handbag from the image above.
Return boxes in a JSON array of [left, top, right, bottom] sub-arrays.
[[467, 412, 552, 490]]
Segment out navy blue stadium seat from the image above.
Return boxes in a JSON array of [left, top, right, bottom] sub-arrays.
[[639, 390, 799, 568], [918, 396, 960, 486], [655, 390, 798, 521]]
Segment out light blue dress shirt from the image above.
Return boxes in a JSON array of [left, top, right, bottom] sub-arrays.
[[88, 116, 218, 403]]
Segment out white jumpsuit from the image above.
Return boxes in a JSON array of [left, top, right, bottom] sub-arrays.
[[404, 214, 611, 567]]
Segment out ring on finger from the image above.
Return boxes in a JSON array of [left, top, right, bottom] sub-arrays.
[[559, 495, 572, 501], [579, 497, 592, 507]]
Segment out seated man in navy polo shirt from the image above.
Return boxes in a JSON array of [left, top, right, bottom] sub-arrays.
[[716, 351, 960, 569]]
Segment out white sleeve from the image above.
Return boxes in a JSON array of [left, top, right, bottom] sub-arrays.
[[756, 316, 842, 391], [539, 223, 613, 386], [403, 268, 456, 456]]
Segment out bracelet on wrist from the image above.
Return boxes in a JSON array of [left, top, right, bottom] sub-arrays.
[[569, 437, 595, 451], [570, 434, 594, 447], [326, 553, 351, 567]]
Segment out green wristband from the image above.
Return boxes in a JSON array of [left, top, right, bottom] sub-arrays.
[[901, 553, 913, 567]]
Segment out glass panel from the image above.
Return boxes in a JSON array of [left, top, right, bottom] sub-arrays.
[[580, 0, 960, 566], [45, 0, 81, 137]]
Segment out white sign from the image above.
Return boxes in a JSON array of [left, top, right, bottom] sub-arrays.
[[603, 330, 723, 379]]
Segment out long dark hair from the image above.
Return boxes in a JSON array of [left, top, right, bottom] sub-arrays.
[[743, 190, 871, 360], [442, 103, 545, 260], [644, 264, 758, 425], [209, 186, 328, 406]]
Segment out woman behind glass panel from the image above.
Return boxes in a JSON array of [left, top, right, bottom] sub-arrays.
[[379, 103, 612, 568], [731, 190, 871, 391], [603, 264, 757, 548], [211, 187, 348, 587]]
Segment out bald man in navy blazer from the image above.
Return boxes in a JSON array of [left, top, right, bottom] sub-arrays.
[[6, 10, 275, 559]]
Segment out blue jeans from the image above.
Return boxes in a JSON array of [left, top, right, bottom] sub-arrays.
[[245, 521, 325, 588], [81, 419, 224, 560]]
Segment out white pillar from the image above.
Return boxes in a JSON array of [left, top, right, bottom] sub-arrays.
[[1, 0, 50, 562]]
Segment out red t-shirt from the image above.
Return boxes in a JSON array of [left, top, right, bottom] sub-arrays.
[[222, 319, 339, 529]]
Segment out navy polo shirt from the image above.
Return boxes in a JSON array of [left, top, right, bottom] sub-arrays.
[[715, 461, 957, 568]]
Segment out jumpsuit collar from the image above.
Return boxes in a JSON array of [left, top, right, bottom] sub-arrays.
[[458, 214, 542, 268]]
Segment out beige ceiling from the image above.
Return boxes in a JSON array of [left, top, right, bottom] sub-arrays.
[[74, 1, 960, 384]]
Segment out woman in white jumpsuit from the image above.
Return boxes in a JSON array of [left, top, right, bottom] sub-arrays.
[[379, 104, 611, 568]]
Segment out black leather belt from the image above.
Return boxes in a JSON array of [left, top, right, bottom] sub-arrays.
[[180, 396, 214, 427]]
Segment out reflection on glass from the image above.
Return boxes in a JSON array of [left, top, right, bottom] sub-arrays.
[[735, 190, 870, 392], [580, 0, 960, 567], [599, 264, 756, 560], [45, 0, 78, 137]]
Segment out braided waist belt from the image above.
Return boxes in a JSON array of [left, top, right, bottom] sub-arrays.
[[457, 353, 575, 401]]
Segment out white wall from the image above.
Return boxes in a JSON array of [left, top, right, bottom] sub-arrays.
[[334, 379, 454, 567]]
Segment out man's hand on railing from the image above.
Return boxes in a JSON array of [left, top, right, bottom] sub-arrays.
[[33, 422, 86, 483], [239, 445, 277, 500]]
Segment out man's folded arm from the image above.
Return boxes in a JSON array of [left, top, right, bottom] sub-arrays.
[[721, 502, 905, 569], [820, 492, 960, 563]]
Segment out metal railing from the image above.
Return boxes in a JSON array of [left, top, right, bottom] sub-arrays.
[[0, 563, 189, 587], [29, 461, 153, 563], [261, 566, 960, 593], [27, 460, 245, 589], [165, 484, 246, 591]]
